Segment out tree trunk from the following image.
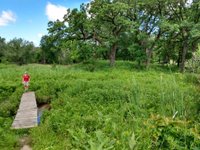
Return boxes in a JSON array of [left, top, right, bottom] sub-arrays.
[[42, 53, 46, 64], [109, 43, 117, 66], [179, 42, 187, 73], [177, 49, 181, 67], [145, 48, 152, 68]]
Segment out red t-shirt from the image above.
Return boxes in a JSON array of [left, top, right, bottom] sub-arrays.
[[23, 74, 30, 82]]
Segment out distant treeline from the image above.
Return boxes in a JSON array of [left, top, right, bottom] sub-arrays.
[[1, 0, 200, 72], [0, 37, 39, 65]]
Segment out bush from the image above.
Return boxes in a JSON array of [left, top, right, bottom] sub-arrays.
[[139, 115, 200, 149]]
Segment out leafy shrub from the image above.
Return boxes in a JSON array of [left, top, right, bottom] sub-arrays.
[[185, 49, 200, 73], [139, 115, 200, 149]]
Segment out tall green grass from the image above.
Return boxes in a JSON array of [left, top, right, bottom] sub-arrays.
[[0, 61, 199, 149]]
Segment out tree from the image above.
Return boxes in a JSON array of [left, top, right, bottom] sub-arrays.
[[40, 20, 67, 64], [39, 0, 200, 71], [157, 0, 200, 72], [89, 0, 133, 66], [64, 5, 96, 62], [6, 38, 34, 65], [0, 37, 7, 62]]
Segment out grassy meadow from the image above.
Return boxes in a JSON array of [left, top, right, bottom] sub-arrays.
[[0, 61, 200, 149]]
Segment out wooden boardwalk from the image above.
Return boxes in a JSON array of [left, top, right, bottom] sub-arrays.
[[12, 92, 38, 129]]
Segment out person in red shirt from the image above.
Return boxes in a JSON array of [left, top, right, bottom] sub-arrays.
[[22, 71, 30, 92]]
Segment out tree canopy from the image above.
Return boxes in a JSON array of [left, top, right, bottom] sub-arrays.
[[0, 37, 36, 65], [38, 0, 199, 72], [1, 0, 200, 72]]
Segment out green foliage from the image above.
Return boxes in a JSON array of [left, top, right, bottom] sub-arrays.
[[0, 117, 18, 150], [35, 0, 200, 70], [1, 0, 200, 69], [5, 61, 196, 149], [140, 115, 200, 149], [0, 36, 39, 65], [186, 48, 200, 73], [0, 61, 200, 149], [128, 44, 146, 66], [6, 38, 35, 65], [0, 37, 7, 63]]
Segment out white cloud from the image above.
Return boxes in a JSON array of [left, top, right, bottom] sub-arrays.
[[46, 2, 67, 21], [37, 33, 44, 38], [0, 10, 16, 26]]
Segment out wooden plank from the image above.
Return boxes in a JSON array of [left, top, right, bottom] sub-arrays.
[[19, 105, 37, 110], [15, 113, 37, 119], [16, 110, 37, 115], [12, 121, 37, 129], [11, 92, 38, 129], [12, 118, 38, 129], [14, 117, 38, 121], [15, 115, 37, 119]]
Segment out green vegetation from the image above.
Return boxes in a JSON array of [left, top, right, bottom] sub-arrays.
[[0, 0, 199, 149], [0, 61, 199, 149], [1, 0, 200, 73], [39, 0, 200, 72]]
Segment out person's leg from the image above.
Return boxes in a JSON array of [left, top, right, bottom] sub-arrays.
[[24, 82, 29, 91], [26, 82, 29, 90]]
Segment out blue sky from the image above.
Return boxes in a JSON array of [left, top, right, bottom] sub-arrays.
[[0, 0, 89, 46]]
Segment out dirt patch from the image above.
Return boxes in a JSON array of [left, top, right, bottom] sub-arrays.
[[21, 145, 32, 150], [19, 136, 32, 150]]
